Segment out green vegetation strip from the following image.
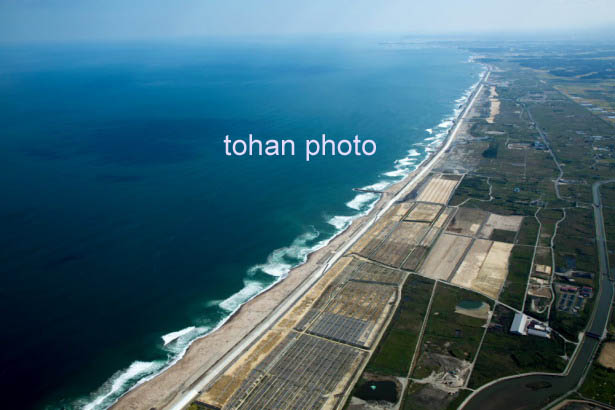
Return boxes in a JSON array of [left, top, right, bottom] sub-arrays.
[[413, 283, 492, 379], [365, 274, 434, 377], [499, 245, 533, 311], [578, 364, 615, 406]]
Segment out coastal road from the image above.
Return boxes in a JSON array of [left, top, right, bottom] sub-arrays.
[[461, 180, 615, 410], [162, 70, 491, 410]]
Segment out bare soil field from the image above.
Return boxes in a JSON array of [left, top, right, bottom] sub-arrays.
[[598, 342, 615, 369], [420, 234, 472, 280], [420, 226, 441, 248], [417, 176, 459, 204], [353, 220, 398, 257], [472, 241, 514, 298], [323, 281, 396, 321], [307, 280, 397, 347], [451, 239, 493, 289], [455, 301, 491, 320], [402, 246, 430, 271], [388, 201, 415, 220], [405, 202, 443, 222], [446, 207, 489, 237], [434, 207, 456, 229], [351, 202, 415, 257], [371, 221, 430, 267], [487, 85, 500, 124], [478, 214, 523, 239], [349, 260, 407, 286], [413, 352, 473, 392]]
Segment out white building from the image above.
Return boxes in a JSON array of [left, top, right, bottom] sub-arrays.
[[510, 312, 551, 338], [527, 323, 551, 338], [510, 312, 528, 335]]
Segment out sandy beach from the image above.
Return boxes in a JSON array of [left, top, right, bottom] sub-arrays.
[[111, 68, 490, 410]]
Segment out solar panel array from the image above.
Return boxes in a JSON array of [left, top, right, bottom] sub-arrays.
[[225, 333, 365, 410]]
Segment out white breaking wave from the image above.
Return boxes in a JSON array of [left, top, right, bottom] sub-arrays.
[[346, 192, 378, 210], [162, 326, 196, 345], [407, 149, 420, 157], [363, 181, 390, 191], [437, 119, 453, 129], [383, 169, 406, 177], [82, 361, 166, 410], [395, 157, 417, 167], [327, 215, 354, 230], [382, 146, 423, 179], [247, 229, 320, 278], [219, 280, 266, 312], [78, 63, 487, 410]]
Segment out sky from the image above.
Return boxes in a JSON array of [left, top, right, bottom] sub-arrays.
[[1, 0, 615, 43]]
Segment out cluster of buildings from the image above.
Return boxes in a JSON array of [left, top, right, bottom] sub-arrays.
[[556, 283, 593, 315], [510, 312, 552, 338], [559, 284, 593, 298]]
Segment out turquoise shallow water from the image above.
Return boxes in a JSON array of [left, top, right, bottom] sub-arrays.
[[0, 38, 481, 409]]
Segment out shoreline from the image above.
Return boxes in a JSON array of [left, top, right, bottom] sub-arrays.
[[109, 67, 490, 410]]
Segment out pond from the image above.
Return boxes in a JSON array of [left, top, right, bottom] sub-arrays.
[[355, 380, 398, 403], [456, 300, 485, 310]]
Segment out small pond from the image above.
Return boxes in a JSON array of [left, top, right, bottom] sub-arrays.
[[354, 380, 398, 403]]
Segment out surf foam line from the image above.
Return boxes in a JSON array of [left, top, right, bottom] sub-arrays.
[[78, 65, 487, 410], [166, 65, 490, 410], [74, 227, 356, 410]]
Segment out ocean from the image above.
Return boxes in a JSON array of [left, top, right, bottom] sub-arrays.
[[0, 38, 482, 409]]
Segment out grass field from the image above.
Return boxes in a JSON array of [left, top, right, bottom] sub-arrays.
[[449, 176, 491, 206], [499, 245, 533, 311], [365, 275, 434, 376], [402, 382, 471, 410], [469, 305, 567, 389], [578, 364, 615, 406], [412, 283, 492, 378]]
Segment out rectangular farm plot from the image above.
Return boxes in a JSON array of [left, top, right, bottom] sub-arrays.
[[420, 226, 441, 247], [386, 201, 415, 220], [402, 246, 429, 271], [352, 220, 397, 257], [294, 258, 361, 332], [420, 233, 472, 281], [479, 214, 523, 241], [416, 176, 459, 204], [405, 202, 443, 222], [306, 281, 397, 348], [225, 333, 366, 410], [351, 202, 416, 257], [349, 261, 406, 286], [451, 239, 492, 289], [472, 241, 514, 299], [366, 275, 435, 376], [434, 206, 456, 229], [370, 222, 430, 267], [446, 207, 489, 237]]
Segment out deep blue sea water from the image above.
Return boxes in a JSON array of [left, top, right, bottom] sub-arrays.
[[0, 38, 481, 409]]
